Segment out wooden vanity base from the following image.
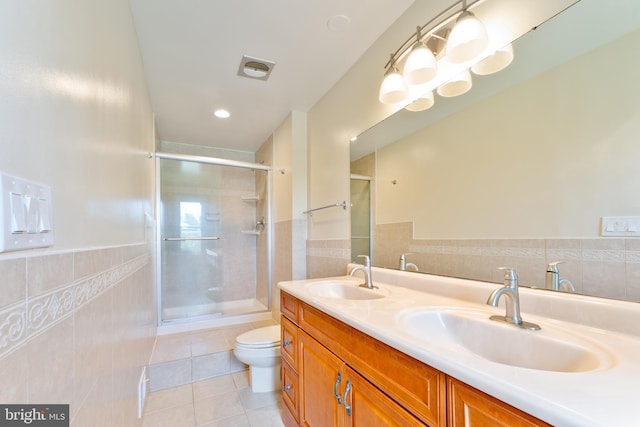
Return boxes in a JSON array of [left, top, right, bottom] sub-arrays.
[[280, 291, 550, 427]]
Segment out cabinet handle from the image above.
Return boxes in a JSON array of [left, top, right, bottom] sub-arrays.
[[284, 384, 292, 391], [343, 380, 352, 416], [334, 371, 342, 405], [283, 340, 292, 347]]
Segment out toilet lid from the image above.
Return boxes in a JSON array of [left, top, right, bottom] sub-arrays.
[[235, 325, 280, 348]]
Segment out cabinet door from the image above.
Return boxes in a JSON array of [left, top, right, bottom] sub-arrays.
[[343, 366, 426, 427], [281, 316, 298, 368], [447, 378, 551, 427], [299, 331, 343, 427]]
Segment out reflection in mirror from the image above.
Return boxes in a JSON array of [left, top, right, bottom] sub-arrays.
[[350, 0, 640, 302], [350, 174, 372, 263]]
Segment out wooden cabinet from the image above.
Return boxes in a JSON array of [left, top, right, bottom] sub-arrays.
[[298, 330, 424, 427], [299, 331, 342, 426], [447, 378, 551, 427], [280, 291, 549, 427]]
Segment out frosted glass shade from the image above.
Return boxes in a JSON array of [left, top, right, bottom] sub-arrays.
[[379, 69, 409, 104], [403, 43, 438, 86], [405, 91, 435, 112], [437, 69, 472, 97], [446, 11, 488, 64], [472, 43, 514, 75]]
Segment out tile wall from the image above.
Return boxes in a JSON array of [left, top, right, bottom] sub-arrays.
[[0, 243, 156, 426], [306, 239, 350, 279], [375, 221, 640, 302]]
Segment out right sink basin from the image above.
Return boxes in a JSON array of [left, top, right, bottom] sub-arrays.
[[399, 308, 613, 373]]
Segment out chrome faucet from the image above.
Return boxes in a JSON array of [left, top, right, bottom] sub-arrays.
[[486, 267, 540, 330], [545, 261, 575, 292], [349, 255, 377, 289], [399, 253, 419, 271]]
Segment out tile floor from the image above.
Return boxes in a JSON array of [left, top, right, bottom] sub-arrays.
[[142, 370, 285, 427], [150, 319, 279, 366]]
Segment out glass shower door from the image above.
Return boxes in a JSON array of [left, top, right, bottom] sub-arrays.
[[158, 156, 269, 323], [350, 176, 372, 262]]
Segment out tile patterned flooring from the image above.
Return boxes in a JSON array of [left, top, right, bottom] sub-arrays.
[[143, 319, 284, 426], [142, 370, 284, 427]]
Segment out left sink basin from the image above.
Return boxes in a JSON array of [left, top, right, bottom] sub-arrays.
[[307, 279, 389, 300]]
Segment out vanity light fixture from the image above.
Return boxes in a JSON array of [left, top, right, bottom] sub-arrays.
[[377, 0, 516, 111], [445, 9, 489, 63], [378, 55, 409, 104], [403, 28, 438, 86], [437, 69, 472, 97]]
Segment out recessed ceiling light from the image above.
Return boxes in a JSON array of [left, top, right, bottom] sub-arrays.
[[214, 109, 230, 118], [327, 14, 351, 32]]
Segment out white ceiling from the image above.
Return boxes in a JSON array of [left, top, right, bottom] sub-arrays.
[[128, 0, 415, 152]]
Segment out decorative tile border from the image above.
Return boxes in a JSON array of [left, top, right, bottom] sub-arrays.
[[307, 247, 351, 259], [408, 244, 545, 258], [0, 252, 149, 360]]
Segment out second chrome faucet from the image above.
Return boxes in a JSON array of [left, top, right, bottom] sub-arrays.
[[486, 267, 540, 331]]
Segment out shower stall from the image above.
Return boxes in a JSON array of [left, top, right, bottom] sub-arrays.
[[156, 153, 271, 325]]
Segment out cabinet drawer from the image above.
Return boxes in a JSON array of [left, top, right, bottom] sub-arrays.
[[281, 291, 300, 323], [300, 302, 445, 426], [281, 316, 298, 369], [447, 377, 551, 427], [282, 360, 300, 423]]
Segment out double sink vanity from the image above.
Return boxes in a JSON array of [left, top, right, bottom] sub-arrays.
[[278, 264, 640, 426]]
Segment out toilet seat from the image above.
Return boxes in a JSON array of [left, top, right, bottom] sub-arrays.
[[235, 325, 280, 349]]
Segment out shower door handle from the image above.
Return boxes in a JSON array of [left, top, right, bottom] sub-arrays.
[[162, 237, 220, 241]]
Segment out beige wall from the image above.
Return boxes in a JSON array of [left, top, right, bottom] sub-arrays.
[[376, 29, 640, 239], [304, 1, 453, 274], [270, 112, 308, 306], [0, 1, 156, 425]]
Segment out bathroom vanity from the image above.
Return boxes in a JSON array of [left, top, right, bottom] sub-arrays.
[[278, 266, 640, 426]]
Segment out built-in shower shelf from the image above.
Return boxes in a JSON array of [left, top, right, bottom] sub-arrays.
[[241, 230, 261, 236], [241, 195, 260, 201]]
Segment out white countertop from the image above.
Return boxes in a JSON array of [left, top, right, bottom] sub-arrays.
[[278, 266, 640, 427]]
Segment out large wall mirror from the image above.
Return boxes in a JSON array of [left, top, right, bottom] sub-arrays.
[[350, 0, 640, 302]]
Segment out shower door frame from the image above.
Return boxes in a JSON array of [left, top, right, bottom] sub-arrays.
[[155, 152, 272, 326]]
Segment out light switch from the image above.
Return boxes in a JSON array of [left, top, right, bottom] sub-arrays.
[[601, 216, 640, 237], [1, 172, 54, 252], [10, 192, 26, 233], [25, 195, 39, 233], [38, 198, 51, 232]]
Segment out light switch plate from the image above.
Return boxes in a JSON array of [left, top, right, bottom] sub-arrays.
[[601, 216, 640, 237], [0, 173, 54, 252]]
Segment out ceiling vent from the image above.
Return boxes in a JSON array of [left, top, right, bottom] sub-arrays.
[[237, 55, 275, 81]]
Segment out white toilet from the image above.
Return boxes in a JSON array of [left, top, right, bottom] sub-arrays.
[[233, 325, 281, 393]]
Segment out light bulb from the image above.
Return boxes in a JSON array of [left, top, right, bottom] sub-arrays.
[[403, 43, 438, 86], [437, 69, 472, 97], [472, 43, 514, 75], [379, 68, 409, 104], [405, 91, 435, 112], [446, 11, 489, 64]]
